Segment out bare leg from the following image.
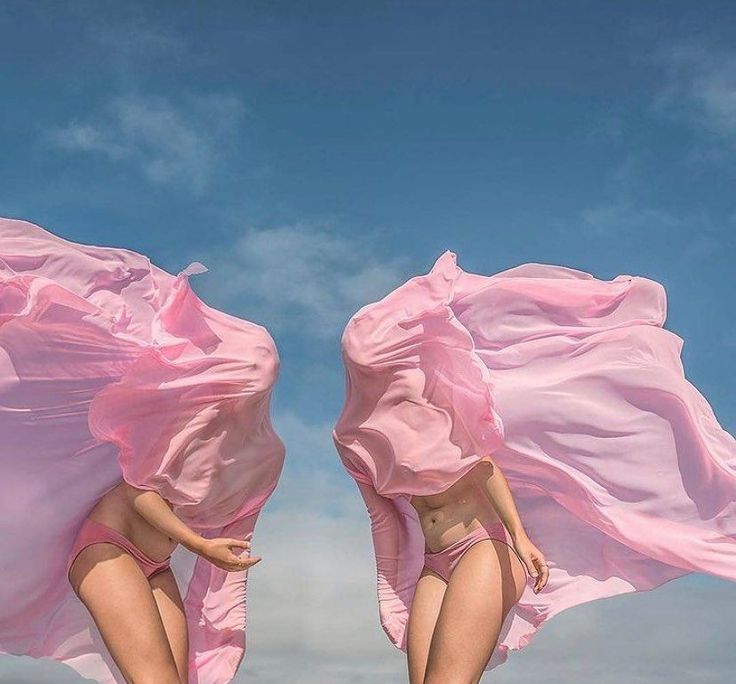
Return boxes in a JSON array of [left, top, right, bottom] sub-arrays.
[[423, 539, 527, 684], [69, 544, 182, 684], [406, 567, 447, 684], [149, 569, 189, 684]]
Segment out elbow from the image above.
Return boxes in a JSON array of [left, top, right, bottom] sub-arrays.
[[474, 456, 497, 482], [247, 329, 281, 394], [341, 326, 371, 367], [229, 328, 281, 396], [340, 313, 384, 368]]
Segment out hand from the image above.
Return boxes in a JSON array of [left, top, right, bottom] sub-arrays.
[[198, 535, 261, 572], [512, 534, 549, 594]]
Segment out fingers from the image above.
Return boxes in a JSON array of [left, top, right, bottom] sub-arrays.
[[227, 550, 249, 564], [522, 554, 538, 582], [532, 556, 549, 593], [540, 559, 550, 589], [226, 538, 251, 550], [221, 555, 261, 573]]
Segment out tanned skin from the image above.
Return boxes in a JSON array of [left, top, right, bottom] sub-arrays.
[[407, 459, 548, 684], [68, 481, 260, 684]]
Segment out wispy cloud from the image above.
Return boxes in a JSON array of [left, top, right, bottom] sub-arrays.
[[246, 412, 736, 683], [230, 410, 405, 682], [33, 5, 246, 196], [30, 1, 188, 69], [194, 223, 406, 339], [90, 23, 187, 66], [579, 201, 684, 237], [562, 38, 736, 260], [652, 41, 736, 150], [558, 194, 721, 264], [47, 92, 246, 192], [234, 413, 736, 683], [247, 489, 736, 682]]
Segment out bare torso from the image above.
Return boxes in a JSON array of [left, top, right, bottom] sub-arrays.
[[409, 462, 501, 553], [86, 482, 179, 562]]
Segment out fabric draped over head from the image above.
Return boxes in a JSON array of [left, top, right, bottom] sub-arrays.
[[333, 250, 736, 670], [0, 218, 285, 684]]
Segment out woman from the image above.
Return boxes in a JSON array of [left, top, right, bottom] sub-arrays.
[[406, 460, 547, 684], [0, 217, 285, 684], [66, 482, 261, 684], [333, 250, 736, 683]]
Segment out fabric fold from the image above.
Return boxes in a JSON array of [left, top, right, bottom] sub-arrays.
[[333, 249, 736, 669], [0, 217, 285, 684]]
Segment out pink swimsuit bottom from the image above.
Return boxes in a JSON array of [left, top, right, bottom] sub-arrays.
[[67, 518, 172, 581], [423, 521, 529, 583]]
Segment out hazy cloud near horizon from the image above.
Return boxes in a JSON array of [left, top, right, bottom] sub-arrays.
[[3, 415, 735, 683], [1, 1, 735, 683]]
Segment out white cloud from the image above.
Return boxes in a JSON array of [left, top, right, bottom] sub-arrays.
[[193, 223, 406, 339], [30, 2, 187, 68], [652, 42, 736, 149], [561, 141, 722, 259], [48, 92, 246, 192], [579, 201, 683, 238], [91, 23, 186, 65], [3, 414, 735, 682], [555, 198, 721, 264], [237, 413, 736, 683], [231, 411, 406, 681], [272, 411, 337, 464]]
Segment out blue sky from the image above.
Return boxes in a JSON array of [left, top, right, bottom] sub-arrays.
[[1, 2, 735, 682]]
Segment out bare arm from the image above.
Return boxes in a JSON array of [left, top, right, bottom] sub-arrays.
[[477, 459, 528, 542], [123, 483, 260, 572], [476, 460, 549, 593], [124, 483, 206, 553]]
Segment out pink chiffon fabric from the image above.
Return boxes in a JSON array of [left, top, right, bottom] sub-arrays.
[[0, 218, 285, 683], [333, 250, 736, 670]]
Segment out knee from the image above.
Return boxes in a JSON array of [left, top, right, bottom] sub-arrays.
[[246, 330, 280, 394]]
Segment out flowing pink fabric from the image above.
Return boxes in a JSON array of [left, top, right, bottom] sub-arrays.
[[0, 217, 285, 684], [333, 250, 736, 670]]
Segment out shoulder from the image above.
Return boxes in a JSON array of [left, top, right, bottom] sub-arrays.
[[469, 458, 496, 483]]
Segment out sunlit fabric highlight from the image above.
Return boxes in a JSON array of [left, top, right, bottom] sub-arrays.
[[0, 218, 285, 684], [333, 250, 736, 670]]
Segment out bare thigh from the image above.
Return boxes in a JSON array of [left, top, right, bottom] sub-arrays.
[[406, 567, 447, 684], [423, 539, 527, 684], [150, 569, 189, 684], [69, 544, 182, 684]]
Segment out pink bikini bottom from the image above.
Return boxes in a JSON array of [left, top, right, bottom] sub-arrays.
[[67, 518, 172, 581], [423, 521, 529, 583]]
